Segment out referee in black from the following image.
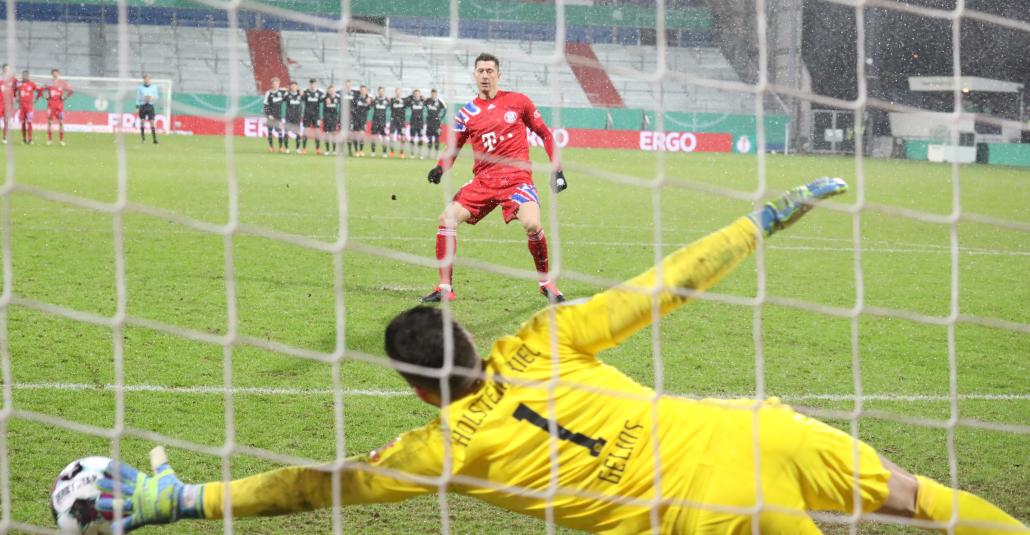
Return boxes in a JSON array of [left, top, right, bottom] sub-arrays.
[[135, 74, 160, 144]]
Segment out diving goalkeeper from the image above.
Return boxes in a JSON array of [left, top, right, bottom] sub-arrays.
[[96, 178, 1026, 534]]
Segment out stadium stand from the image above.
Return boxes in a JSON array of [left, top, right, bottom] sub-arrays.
[[283, 31, 593, 109], [0, 1, 750, 114], [0, 20, 252, 95], [594, 44, 751, 113]]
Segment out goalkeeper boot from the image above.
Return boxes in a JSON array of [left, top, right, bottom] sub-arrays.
[[420, 286, 456, 303], [539, 282, 565, 303]]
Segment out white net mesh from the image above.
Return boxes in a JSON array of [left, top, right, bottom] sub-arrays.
[[1, 0, 1028, 533]]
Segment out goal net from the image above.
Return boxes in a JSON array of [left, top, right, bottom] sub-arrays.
[[1, 0, 1028, 534]]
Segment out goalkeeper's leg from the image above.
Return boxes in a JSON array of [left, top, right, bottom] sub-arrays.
[[784, 407, 1025, 534], [859, 457, 1025, 534], [902, 469, 1026, 534]]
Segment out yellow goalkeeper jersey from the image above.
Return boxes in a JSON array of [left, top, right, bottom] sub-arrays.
[[203, 217, 794, 533]]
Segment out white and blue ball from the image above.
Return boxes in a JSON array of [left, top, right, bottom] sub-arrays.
[[50, 457, 113, 534]]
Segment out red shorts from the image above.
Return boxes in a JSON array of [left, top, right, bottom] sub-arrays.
[[17, 108, 32, 122], [454, 176, 540, 225], [48, 107, 64, 121]]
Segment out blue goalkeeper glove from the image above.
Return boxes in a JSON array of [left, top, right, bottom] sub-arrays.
[[95, 447, 204, 532], [749, 177, 848, 237]]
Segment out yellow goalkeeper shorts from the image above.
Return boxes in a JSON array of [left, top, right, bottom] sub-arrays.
[[667, 398, 891, 534]]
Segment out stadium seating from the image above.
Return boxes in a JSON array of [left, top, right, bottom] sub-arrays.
[[1, 20, 91, 78], [282, 33, 750, 113], [593, 44, 752, 113], [0, 20, 253, 95], [1, 19, 751, 114], [282, 31, 594, 109]]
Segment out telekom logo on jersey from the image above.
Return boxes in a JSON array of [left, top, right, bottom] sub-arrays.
[[481, 132, 498, 151]]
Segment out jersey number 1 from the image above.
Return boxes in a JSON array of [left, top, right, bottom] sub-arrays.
[[513, 403, 606, 457]]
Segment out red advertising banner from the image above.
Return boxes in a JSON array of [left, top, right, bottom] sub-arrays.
[[17, 112, 740, 153]]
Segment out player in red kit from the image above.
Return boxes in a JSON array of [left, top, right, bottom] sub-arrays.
[[0, 64, 13, 145], [15, 70, 40, 145], [422, 53, 569, 303], [42, 69, 73, 146]]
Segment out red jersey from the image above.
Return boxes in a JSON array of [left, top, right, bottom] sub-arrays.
[[0, 77, 14, 112], [43, 81, 73, 109], [17, 80, 39, 108], [437, 90, 558, 181]]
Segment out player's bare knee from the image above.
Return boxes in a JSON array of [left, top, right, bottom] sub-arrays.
[[523, 222, 542, 236], [439, 211, 460, 229]]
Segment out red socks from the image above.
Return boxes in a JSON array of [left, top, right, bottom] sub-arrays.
[[436, 226, 456, 286], [435, 227, 549, 288], [527, 230, 549, 281]]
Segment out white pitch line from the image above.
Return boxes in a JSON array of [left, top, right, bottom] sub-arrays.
[[346, 236, 1030, 257], [7, 382, 408, 397], [8, 383, 1029, 402], [10, 218, 1030, 257]]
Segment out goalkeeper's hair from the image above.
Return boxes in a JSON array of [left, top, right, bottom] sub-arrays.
[[385, 306, 480, 395]]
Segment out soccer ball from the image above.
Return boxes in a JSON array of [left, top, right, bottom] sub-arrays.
[[50, 457, 113, 534]]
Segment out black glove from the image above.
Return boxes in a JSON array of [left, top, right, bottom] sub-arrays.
[[551, 170, 568, 193], [427, 166, 444, 184]]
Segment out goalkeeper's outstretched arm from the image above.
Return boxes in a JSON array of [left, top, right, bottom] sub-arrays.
[[96, 422, 444, 531], [534, 177, 848, 356]]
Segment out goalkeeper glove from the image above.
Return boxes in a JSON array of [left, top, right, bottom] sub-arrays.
[[551, 170, 568, 193], [95, 447, 204, 532], [749, 177, 848, 237], [427, 166, 444, 184]]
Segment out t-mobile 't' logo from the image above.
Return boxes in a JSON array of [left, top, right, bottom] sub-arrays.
[[481, 131, 498, 152]]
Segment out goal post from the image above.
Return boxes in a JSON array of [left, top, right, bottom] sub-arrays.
[[31, 74, 174, 134]]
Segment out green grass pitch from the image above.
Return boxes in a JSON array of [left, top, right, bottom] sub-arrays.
[[2, 134, 1027, 534]]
